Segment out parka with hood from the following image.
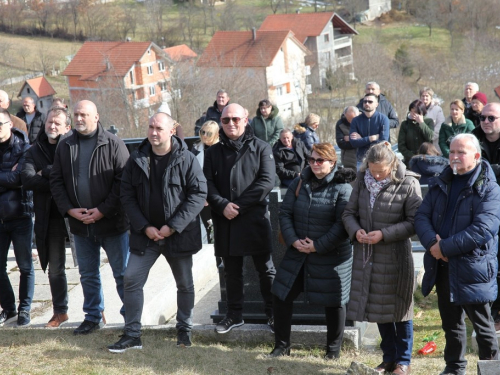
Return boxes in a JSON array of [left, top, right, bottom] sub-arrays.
[[250, 105, 284, 146], [409, 155, 448, 185], [293, 123, 319, 151]]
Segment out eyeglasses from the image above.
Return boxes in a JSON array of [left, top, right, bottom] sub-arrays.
[[221, 117, 244, 125], [363, 100, 374, 104], [200, 130, 213, 137], [0, 120, 12, 127], [308, 157, 331, 165], [479, 115, 500, 123]]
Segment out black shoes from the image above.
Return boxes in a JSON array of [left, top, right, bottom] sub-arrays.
[[177, 330, 192, 347], [267, 346, 291, 357], [324, 350, 340, 360], [16, 311, 31, 327], [214, 317, 244, 334], [0, 310, 17, 326], [108, 334, 143, 353], [73, 320, 103, 335]]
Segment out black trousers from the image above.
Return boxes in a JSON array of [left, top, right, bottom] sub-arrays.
[[273, 266, 346, 354], [222, 253, 275, 320], [435, 262, 499, 373]]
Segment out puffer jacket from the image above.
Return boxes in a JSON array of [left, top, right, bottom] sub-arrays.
[[272, 166, 354, 306], [438, 115, 475, 158], [121, 136, 207, 257], [415, 161, 500, 304], [335, 116, 356, 170], [397, 117, 434, 164], [293, 123, 319, 151], [250, 106, 284, 146], [357, 93, 399, 129], [409, 155, 448, 185], [342, 162, 422, 323], [0, 128, 32, 220]]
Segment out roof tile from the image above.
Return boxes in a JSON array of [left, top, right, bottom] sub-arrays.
[[19, 76, 56, 98], [164, 44, 197, 62]]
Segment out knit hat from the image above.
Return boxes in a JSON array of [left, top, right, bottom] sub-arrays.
[[472, 92, 488, 106]]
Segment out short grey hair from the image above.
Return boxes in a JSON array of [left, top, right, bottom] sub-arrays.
[[280, 128, 293, 136], [343, 106, 360, 116], [366, 81, 380, 90], [216, 89, 228, 96], [450, 133, 481, 155], [465, 82, 479, 91]]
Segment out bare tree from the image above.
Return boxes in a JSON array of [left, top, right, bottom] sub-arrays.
[[269, 0, 282, 14]]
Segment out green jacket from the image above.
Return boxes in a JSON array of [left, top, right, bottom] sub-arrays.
[[438, 115, 475, 157], [398, 117, 434, 164], [250, 105, 284, 146]]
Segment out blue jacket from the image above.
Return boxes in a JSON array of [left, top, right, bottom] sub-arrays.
[[349, 111, 390, 162], [415, 160, 500, 304], [293, 123, 319, 151], [409, 155, 448, 185]]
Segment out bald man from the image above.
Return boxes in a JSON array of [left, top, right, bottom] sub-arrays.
[[0, 90, 28, 135], [204, 103, 276, 334], [50, 100, 130, 335], [107, 112, 206, 352], [16, 96, 45, 143]]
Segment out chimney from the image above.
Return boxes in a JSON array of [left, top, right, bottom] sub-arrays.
[[252, 27, 256, 41], [296, 9, 300, 14]]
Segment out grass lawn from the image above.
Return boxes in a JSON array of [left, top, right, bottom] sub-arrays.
[[0, 289, 482, 375]]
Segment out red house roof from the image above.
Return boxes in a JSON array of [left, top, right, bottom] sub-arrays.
[[164, 44, 197, 62], [197, 30, 309, 68], [259, 12, 358, 43], [63, 41, 156, 81], [17, 76, 56, 98]]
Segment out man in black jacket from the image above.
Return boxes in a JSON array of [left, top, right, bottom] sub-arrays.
[[16, 96, 45, 144], [0, 108, 34, 328], [108, 113, 206, 353], [273, 129, 309, 187], [21, 107, 72, 328], [50, 100, 130, 335], [204, 103, 276, 334]]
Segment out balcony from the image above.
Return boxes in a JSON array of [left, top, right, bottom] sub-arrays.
[[272, 72, 292, 87], [336, 55, 353, 67], [333, 36, 351, 49]]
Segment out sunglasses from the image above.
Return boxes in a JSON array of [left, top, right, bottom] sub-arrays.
[[200, 130, 213, 137], [308, 157, 331, 165], [363, 100, 374, 104], [479, 115, 500, 123], [221, 117, 244, 125]]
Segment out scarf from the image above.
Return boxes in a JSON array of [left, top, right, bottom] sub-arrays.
[[364, 169, 391, 210]]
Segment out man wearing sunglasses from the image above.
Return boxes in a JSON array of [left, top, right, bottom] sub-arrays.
[[204, 103, 276, 334], [350, 93, 390, 170], [356, 82, 399, 130], [472, 102, 500, 333]]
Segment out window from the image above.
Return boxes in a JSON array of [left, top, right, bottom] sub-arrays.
[[158, 61, 165, 71], [27, 88, 31, 93], [324, 33, 330, 43], [276, 86, 283, 96], [129, 71, 134, 84], [147, 66, 153, 75], [159, 81, 168, 92], [149, 85, 156, 96], [39, 101, 43, 108]]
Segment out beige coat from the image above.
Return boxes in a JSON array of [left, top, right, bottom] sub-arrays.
[[342, 162, 422, 323]]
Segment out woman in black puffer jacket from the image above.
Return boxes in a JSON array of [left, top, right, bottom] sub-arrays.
[[269, 143, 355, 360]]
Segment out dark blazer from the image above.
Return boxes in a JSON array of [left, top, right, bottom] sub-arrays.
[[272, 167, 354, 306], [50, 123, 130, 238], [121, 136, 207, 257], [204, 126, 274, 257]]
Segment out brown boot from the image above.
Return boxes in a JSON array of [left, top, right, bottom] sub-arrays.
[[46, 313, 69, 328]]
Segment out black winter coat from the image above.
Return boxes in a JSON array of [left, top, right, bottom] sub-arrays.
[[121, 136, 207, 257], [0, 128, 32, 220], [50, 123, 130, 238], [204, 126, 275, 257], [409, 155, 448, 185], [472, 125, 500, 183], [21, 130, 70, 271], [16, 109, 45, 144], [205, 100, 227, 125], [335, 116, 356, 170], [272, 166, 354, 306], [272, 138, 309, 181], [357, 93, 399, 129]]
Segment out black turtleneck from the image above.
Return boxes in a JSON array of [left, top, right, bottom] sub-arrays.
[[76, 128, 98, 209]]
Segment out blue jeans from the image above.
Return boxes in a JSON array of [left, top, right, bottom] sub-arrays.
[[73, 230, 129, 323], [377, 320, 413, 365], [123, 246, 194, 337], [0, 217, 34, 312]]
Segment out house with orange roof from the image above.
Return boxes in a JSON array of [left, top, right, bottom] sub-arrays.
[[259, 11, 358, 90], [63, 41, 171, 128], [197, 29, 311, 120], [164, 44, 197, 62], [17, 76, 56, 115]]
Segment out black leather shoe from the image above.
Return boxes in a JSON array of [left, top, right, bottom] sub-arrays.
[[73, 320, 102, 335], [324, 350, 340, 360], [267, 346, 291, 357]]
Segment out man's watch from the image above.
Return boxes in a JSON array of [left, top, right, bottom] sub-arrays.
[[170, 227, 176, 235]]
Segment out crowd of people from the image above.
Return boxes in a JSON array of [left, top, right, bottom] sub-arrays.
[[0, 81, 499, 375]]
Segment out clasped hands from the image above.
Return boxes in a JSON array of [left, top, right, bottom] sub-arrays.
[[223, 202, 239, 220], [356, 229, 383, 245], [67, 207, 104, 225], [145, 225, 175, 241], [429, 234, 448, 262], [293, 238, 316, 253]]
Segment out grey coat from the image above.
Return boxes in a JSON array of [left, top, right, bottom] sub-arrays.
[[342, 162, 422, 323]]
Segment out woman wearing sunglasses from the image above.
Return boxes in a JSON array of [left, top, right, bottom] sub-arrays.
[[439, 99, 475, 158], [191, 121, 220, 243], [269, 143, 355, 360], [342, 142, 422, 375]]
